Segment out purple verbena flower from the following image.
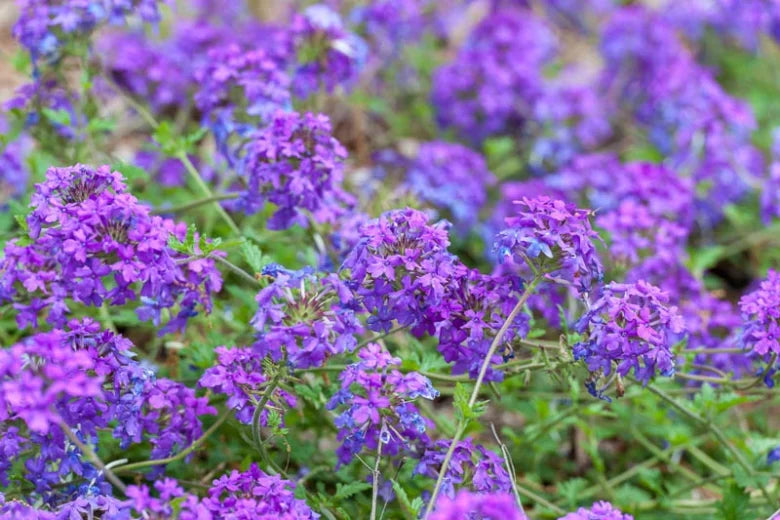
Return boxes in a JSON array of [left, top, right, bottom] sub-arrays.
[[327, 342, 437, 466], [574, 281, 685, 384], [0, 165, 222, 333], [494, 196, 604, 294]]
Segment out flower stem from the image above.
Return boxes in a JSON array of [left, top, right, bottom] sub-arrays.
[[113, 409, 231, 473], [370, 421, 385, 520], [59, 421, 127, 493], [423, 276, 541, 518]]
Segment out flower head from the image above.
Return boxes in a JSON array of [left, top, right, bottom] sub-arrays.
[[574, 281, 685, 384]]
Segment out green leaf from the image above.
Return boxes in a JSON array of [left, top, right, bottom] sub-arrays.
[[454, 382, 471, 422], [112, 162, 149, 182], [87, 117, 116, 134], [241, 241, 265, 273], [42, 108, 72, 127], [716, 482, 750, 520], [333, 481, 372, 500], [392, 480, 422, 515]]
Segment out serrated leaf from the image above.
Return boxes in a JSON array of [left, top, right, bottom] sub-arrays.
[[334, 481, 372, 500], [454, 382, 472, 422], [241, 241, 265, 273]]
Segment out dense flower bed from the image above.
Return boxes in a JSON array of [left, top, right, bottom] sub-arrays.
[[0, 1, 779, 519]]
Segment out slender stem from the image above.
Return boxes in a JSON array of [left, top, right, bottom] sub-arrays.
[[737, 353, 777, 390], [469, 277, 541, 408], [177, 152, 241, 235], [60, 422, 127, 493], [152, 193, 239, 215], [113, 409, 231, 473], [214, 255, 262, 288], [370, 422, 385, 520], [424, 277, 541, 518], [103, 74, 240, 235], [422, 422, 467, 518], [253, 369, 284, 461]]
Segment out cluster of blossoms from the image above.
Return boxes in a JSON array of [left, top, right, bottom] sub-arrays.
[[574, 282, 685, 386], [558, 501, 634, 520], [199, 345, 297, 424], [416, 438, 512, 498], [128, 465, 319, 518], [13, 0, 163, 64], [432, 6, 556, 143], [0, 165, 222, 333], [739, 270, 780, 357], [433, 268, 530, 380], [0, 320, 214, 501], [404, 142, 496, 231], [289, 4, 366, 98], [327, 343, 437, 465], [494, 196, 603, 294], [662, 0, 780, 50], [252, 267, 362, 369], [343, 208, 463, 335], [194, 44, 292, 140], [600, 6, 762, 226], [236, 111, 350, 229]]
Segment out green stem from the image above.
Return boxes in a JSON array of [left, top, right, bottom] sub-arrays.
[[60, 421, 127, 493], [177, 152, 241, 235], [644, 382, 773, 503], [113, 409, 231, 473], [252, 369, 284, 466], [214, 255, 262, 288], [423, 276, 542, 518]]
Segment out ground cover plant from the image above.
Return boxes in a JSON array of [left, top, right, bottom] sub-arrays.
[[0, 0, 779, 518]]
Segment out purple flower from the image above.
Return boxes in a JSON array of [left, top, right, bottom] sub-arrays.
[[342, 208, 465, 336], [290, 4, 366, 98], [574, 281, 685, 385], [202, 463, 318, 519], [236, 111, 351, 229], [557, 501, 633, 520], [194, 43, 292, 136], [433, 269, 530, 381], [404, 142, 496, 231], [327, 343, 437, 465], [251, 269, 362, 369], [416, 439, 511, 498], [432, 7, 555, 143], [430, 490, 527, 520], [740, 270, 780, 358], [199, 346, 296, 424], [0, 165, 222, 333], [13, 0, 164, 64], [494, 196, 604, 294]]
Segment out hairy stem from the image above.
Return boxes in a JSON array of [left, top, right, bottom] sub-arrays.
[[60, 421, 127, 493]]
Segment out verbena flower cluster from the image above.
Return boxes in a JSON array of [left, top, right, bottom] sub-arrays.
[[0, 165, 222, 333], [327, 342, 437, 465], [574, 282, 684, 384]]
